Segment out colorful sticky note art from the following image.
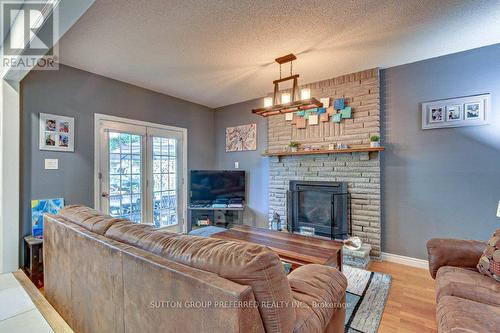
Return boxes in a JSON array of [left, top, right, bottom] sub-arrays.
[[341, 107, 352, 119], [31, 198, 65, 238], [334, 98, 345, 110], [296, 117, 307, 129], [286, 96, 352, 129], [309, 114, 319, 125], [331, 113, 342, 123]]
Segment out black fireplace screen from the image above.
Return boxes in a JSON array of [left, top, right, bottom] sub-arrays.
[[287, 181, 351, 239]]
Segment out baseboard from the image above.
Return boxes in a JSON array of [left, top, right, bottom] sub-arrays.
[[380, 252, 429, 269]]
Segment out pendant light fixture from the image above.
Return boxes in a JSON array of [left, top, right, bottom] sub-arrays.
[[252, 54, 323, 117]]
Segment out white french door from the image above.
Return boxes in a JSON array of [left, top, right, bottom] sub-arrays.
[[95, 115, 187, 231]]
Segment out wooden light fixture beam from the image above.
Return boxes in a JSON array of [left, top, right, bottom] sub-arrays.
[[252, 98, 323, 116], [252, 53, 323, 117], [275, 53, 296, 64]]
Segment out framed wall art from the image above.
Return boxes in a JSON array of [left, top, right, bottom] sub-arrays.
[[421, 94, 490, 130], [225, 123, 257, 152], [39, 113, 75, 151]]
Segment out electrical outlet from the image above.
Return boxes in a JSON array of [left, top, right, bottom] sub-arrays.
[[234, 161, 239, 169], [497, 201, 500, 217], [44, 159, 58, 170]]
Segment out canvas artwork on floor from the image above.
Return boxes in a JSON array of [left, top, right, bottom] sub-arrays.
[[31, 198, 65, 238], [225, 123, 257, 152]]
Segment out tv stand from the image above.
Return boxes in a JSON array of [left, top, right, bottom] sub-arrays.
[[188, 206, 244, 232], [189, 206, 244, 211]]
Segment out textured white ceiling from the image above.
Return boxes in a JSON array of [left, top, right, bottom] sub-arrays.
[[58, 0, 500, 108]]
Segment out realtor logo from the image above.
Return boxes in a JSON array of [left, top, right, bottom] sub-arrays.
[[1, 1, 59, 71]]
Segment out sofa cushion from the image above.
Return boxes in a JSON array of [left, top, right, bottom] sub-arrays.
[[426, 238, 487, 279], [288, 264, 347, 333], [437, 295, 500, 333], [436, 266, 500, 306], [58, 205, 127, 235], [104, 221, 157, 247], [477, 228, 500, 282], [131, 231, 295, 333]]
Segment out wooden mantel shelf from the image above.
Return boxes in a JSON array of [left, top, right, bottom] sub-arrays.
[[262, 146, 385, 157]]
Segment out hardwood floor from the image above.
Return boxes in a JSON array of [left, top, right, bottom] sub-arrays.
[[369, 261, 438, 333]]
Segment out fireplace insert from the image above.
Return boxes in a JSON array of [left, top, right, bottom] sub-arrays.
[[287, 180, 350, 239]]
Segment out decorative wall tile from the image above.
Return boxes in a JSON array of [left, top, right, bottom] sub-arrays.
[[341, 107, 352, 119], [296, 117, 306, 129], [309, 114, 319, 125], [334, 98, 345, 110]]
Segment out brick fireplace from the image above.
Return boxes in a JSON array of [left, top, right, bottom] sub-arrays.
[[266, 68, 381, 257]]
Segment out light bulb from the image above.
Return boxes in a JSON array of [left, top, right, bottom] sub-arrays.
[[264, 97, 273, 108], [301, 88, 311, 100], [281, 93, 291, 104]]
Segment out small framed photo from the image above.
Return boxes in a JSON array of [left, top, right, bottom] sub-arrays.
[[39, 113, 75, 152], [422, 94, 490, 130], [45, 119, 56, 131], [446, 105, 462, 122], [464, 101, 483, 120], [429, 106, 444, 123]]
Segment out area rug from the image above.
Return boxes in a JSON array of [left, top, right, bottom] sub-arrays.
[[343, 265, 392, 333]]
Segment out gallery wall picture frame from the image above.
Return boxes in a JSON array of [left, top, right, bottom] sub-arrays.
[[446, 104, 462, 122], [39, 113, 75, 152], [421, 94, 491, 130]]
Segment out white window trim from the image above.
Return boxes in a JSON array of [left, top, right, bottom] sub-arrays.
[[93, 113, 188, 233]]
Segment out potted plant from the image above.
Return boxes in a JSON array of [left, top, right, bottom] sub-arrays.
[[289, 141, 300, 152], [370, 135, 380, 148]]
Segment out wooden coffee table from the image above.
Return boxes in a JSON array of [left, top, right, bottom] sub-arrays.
[[211, 225, 343, 271]]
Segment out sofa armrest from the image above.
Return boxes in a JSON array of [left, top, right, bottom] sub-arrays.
[[426, 238, 487, 279], [287, 264, 347, 332]]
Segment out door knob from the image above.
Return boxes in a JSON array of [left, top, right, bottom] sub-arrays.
[[101, 192, 110, 198]]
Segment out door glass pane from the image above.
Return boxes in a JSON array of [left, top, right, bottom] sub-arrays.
[[152, 137, 178, 227], [108, 132, 142, 222]]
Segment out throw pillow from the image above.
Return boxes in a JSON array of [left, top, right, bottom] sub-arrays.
[[477, 228, 500, 282]]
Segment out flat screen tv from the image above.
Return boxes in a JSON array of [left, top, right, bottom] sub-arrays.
[[190, 170, 245, 203]]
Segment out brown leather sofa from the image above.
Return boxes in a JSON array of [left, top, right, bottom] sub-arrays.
[[44, 205, 347, 333], [427, 238, 500, 332]]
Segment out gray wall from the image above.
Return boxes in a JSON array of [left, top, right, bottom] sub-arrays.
[[21, 64, 215, 243], [214, 99, 269, 227], [214, 44, 500, 259], [382, 44, 500, 259]]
